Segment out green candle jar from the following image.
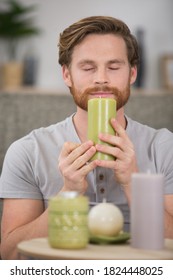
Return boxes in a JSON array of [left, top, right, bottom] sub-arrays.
[[88, 97, 116, 160], [48, 192, 89, 249]]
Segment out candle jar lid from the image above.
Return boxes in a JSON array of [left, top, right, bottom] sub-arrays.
[[58, 191, 79, 199]]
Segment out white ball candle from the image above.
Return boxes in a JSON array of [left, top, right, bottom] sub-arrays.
[[88, 202, 124, 237]]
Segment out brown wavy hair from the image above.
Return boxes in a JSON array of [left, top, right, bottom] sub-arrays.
[[58, 16, 139, 67]]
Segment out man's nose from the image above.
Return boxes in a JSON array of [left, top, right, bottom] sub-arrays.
[[93, 68, 109, 85]]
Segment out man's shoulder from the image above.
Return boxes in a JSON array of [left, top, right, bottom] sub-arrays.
[[29, 115, 73, 137], [126, 116, 173, 143], [6, 115, 74, 155], [22, 115, 73, 140]]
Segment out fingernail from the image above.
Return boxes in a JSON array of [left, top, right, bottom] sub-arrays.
[[111, 118, 116, 122], [87, 140, 94, 146]]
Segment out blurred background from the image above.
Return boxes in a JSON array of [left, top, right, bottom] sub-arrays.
[[0, 0, 173, 92]]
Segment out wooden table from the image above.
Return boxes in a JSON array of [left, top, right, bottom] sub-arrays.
[[17, 238, 173, 260]]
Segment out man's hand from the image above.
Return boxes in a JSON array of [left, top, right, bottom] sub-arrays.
[[95, 118, 138, 189], [58, 140, 97, 194]]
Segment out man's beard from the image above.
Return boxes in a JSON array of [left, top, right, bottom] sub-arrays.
[[69, 81, 131, 112]]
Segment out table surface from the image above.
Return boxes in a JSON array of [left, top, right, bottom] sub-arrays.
[[17, 238, 173, 260]]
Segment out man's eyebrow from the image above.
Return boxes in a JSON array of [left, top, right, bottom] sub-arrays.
[[77, 60, 95, 66], [108, 59, 125, 65], [77, 59, 126, 66]]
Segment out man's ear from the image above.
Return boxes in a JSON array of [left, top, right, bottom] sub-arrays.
[[62, 65, 72, 87], [130, 66, 138, 85]]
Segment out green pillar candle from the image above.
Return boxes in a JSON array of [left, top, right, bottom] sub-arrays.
[[88, 97, 116, 160]]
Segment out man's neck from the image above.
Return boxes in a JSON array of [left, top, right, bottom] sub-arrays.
[[73, 106, 126, 143]]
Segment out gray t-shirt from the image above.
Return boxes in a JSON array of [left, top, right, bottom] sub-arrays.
[[0, 115, 173, 231]]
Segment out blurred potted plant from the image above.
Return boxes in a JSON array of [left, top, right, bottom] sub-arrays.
[[0, 0, 40, 88]]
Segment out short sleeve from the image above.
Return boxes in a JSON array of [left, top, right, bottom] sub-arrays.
[[154, 129, 173, 194], [0, 139, 43, 199]]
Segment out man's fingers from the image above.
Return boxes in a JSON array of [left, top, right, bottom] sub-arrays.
[[60, 142, 80, 158], [58, 140, 95, 173], [72, 146, 96, 170]]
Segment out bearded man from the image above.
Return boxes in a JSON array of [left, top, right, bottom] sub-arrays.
[[0, 16, 173, 259]]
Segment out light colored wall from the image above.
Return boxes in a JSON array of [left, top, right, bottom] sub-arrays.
[[0, 0, 172, 92]]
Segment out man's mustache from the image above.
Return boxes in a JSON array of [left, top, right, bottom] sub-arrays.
[[83, 86, 121, 97]]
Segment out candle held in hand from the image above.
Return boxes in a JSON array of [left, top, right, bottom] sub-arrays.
[[88, 97, 116, 160]]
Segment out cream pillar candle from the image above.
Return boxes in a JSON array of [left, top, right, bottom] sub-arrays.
[[131, 173, 164, 250], [88, 97, 116, 160]]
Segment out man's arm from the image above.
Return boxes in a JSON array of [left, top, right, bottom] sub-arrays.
[[1, 198, 48, 259], [0, 140, 98, 260]]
